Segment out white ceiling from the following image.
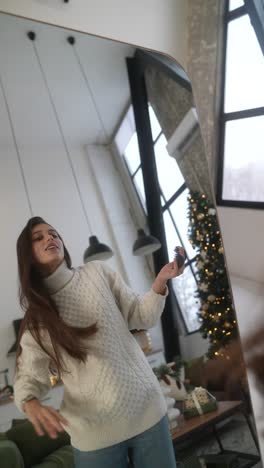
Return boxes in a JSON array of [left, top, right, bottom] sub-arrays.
[[0, 13, 135, 146]]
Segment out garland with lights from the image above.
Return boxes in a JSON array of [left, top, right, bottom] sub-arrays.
[[188, 191, 238, 357]]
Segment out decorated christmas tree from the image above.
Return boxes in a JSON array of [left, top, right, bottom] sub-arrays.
[[188, 191, 238, 357]]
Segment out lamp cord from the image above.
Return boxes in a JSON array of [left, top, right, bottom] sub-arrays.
[[71, 43, 108, 142], [31, 41, 93, 234], [0, 73, 34, 216]]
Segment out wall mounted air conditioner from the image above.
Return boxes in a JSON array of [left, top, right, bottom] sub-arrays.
[[166, 107, 199, 160]]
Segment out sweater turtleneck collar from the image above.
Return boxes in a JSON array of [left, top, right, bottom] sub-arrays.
[[42, 260, 74, 295]]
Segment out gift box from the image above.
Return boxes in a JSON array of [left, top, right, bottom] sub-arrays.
[[183, 387, 217, 418]]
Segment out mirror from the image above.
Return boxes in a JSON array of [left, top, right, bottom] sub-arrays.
[[0, 10, 262, 468]]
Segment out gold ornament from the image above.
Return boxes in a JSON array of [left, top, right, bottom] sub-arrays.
[[224, 322, 232, 328], [197, 213, 205, 220], [218, 246, 224, 254], [208, 294, 216, 302]]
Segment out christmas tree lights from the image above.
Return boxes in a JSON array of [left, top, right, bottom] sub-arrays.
[[188, 191, 237, 357]]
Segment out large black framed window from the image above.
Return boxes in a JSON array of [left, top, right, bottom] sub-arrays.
[[121, 105, 200, 334], [217, 0, 264, 208]]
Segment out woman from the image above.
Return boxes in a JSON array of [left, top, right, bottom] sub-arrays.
[[14, 216, 185, 468]]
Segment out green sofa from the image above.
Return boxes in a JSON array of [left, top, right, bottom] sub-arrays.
[[0, 420, 74, 468]]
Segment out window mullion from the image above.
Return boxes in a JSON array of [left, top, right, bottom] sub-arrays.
[[131, 164, 142, 179], [162, 183, 187, 211], [223, 106, 264, 121], [227, 5, 247, 21], [153, 130, 163, 146]]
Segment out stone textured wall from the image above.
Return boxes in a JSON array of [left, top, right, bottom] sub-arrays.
[[185, 0, 225, 189], [145, 66, 193, 135], [145, 66, 213, 202]]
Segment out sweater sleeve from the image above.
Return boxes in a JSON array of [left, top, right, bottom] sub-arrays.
[[14, 330, 52, 413], [97, 262, 168, 330]]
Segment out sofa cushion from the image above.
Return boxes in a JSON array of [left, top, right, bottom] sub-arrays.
[[185, 356, 207, 388], [6, 420, 70, 468], [32, 446, 74, 468], [0, 438, 24, 468]]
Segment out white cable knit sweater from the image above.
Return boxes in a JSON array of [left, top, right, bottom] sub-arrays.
[[14, 261, 168, 451]]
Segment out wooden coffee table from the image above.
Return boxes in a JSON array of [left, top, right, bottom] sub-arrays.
[[171, 401, 261, 467]]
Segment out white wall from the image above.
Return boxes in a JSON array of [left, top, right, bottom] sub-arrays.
[[179, 332, 209, 361], [218, 206, 264, 283], [0, 0, 188, 70]]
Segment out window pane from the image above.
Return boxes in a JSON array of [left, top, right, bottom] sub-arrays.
[[225, 15, 264, 112], [124, 133, 141, 174], [169, 190, 197, 259], [163, 211, 181, 260], [173, 266, 200, 333], [148, 105, 161, 141], [154, 135, 184, 201], [222, 116, 264, 202], [133, 169, 146, 209], [115, 106, 135, 156], [229, 0, 244, 10]]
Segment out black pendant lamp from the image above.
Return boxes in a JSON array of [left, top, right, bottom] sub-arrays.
[[132, 229, 161, 256], [83, 235, 113, 263]]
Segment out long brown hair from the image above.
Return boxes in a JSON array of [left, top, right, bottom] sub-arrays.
[[16, 216, 97, 376]]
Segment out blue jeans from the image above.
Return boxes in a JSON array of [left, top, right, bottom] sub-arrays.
[[73, 415, 176, 468]]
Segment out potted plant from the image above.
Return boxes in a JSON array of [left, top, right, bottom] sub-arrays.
[[153, 356, 189, 401]]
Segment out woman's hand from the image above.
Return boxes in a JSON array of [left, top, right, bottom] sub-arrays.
[[24, 398, 68, 439], [152, 246, 185, 295]]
